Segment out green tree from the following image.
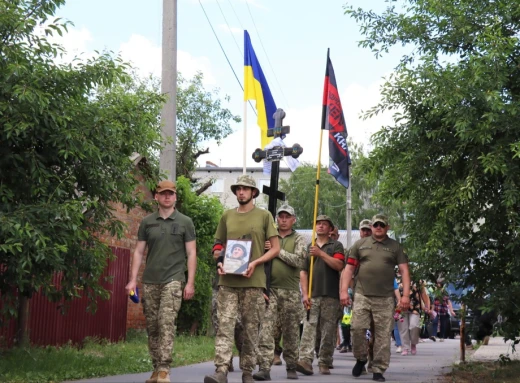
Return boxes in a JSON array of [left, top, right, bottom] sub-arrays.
[[0, 0, 165, 342], [174, 177, 223, 335], [345, 0, 520, 341], [280, 140, 404, 238], [176, 72, 241, 188]]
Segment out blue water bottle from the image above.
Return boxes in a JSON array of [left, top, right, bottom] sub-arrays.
[[129, 287, 139, 303]]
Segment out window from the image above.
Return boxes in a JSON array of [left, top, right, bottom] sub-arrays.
[[210, 179, 224, 193]]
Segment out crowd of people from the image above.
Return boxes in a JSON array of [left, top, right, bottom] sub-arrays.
[[126, 176, 456, 383]]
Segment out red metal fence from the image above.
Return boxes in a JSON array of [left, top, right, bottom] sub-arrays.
[[0, 246, 130, 348]]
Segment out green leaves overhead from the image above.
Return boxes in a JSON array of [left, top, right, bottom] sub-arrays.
[[345, 0, 520, 340], [0, 1, 164, 320]]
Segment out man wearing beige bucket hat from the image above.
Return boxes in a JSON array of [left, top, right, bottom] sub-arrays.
[[205, 175, 280, 383]]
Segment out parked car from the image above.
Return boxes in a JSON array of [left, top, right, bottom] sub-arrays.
[[445, 284, 477, 340]]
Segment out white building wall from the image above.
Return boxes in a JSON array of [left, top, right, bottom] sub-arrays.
[[194, 166, 292, 210]]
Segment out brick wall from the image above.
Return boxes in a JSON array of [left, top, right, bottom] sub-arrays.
[[98, 181, 152, 330]]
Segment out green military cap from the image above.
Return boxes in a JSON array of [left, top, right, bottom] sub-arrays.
[[371, 214, 389, 226], [316, 214, 334, 228], [359, 219, 372, 230], [230, 175, 260, 198], [276, 204, 295, 216]]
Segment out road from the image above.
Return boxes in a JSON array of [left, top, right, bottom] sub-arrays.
[[66, 338, 463, 383]]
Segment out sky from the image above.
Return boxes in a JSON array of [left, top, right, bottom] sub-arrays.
[[54, 0, 410, 169]]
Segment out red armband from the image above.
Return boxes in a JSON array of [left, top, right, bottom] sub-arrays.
[[333, 253, 345, 261], [212, 244, 223, 253], [347, 258, 359, 267]]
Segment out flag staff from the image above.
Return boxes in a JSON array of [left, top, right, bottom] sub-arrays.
[[307, 48, 331, 317], [346, 167, 352, 248], [243, 101, 247, 174]]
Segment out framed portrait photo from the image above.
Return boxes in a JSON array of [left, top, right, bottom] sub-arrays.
[[222, 239, 253, 275]]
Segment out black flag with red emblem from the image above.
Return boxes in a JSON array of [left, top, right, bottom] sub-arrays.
[[321, 49, 351, 188]]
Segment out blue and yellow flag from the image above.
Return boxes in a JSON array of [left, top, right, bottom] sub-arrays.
[[244, 30, 277, 148]]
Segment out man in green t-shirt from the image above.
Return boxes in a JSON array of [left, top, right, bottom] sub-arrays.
[[125, 180, 197, 383], [297, 215, 345, 377], [253, 204, 307, 381], [204, 175, 280, 383], [340, 214, 410, 383]]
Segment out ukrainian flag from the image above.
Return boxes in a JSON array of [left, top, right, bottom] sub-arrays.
[[244, 30, 277, 148]]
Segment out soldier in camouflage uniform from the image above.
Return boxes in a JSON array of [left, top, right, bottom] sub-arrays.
[[297, 215, 345, 377], [340, 214, 410, 383], [125, 180, 197, 383], [211, 272, 244, 371], [253, 204, 307, 381], [204, 175, 280, 383]]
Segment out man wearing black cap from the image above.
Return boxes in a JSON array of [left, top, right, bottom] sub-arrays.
[[205, 175, 280, 383], [296, 215, 345, 377], [126, 180, 197, 383], [340, 214, 410, 383]]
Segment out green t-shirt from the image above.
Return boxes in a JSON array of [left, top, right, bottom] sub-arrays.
[[216, 207, 278, 288], [348, 236, 408, 297], [271, 231, 306, 291], [138, 210, 196, 284], [303, 239, 345, 299]]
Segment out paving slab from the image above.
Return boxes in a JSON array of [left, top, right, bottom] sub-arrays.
[[65, 338, 465, 383], [470, 336, 520, 362]]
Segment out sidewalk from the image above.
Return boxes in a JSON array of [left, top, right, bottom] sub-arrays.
[[470, 337, 520, 362], [65, 338, 464, 383]]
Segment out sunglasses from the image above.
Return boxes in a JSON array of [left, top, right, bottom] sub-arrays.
[[372, 222, 386, 228]]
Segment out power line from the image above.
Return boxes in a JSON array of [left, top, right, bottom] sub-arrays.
[[215, 0, 242, 57], [198, 0, 256, 116], [227, 0, 245, 30], [245, 0, 291, 109]]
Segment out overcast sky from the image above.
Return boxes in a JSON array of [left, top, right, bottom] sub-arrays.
[[55, 0, 410, 168]]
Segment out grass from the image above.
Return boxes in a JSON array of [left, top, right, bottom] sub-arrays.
[[0, 330, 215, 383], [443, 360, 520, 382]]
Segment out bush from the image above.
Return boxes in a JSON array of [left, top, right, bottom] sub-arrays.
[[175, 177, 222, 334]]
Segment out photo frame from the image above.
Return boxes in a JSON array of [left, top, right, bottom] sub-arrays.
[[222, 239, 253, 275]]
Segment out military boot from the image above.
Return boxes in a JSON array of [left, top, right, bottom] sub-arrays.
[[295, 361, 313, 375], [286, 369, 298, 380], [242, 371, 255, 383], [204, 371, 228, 383], [156, 371, 170, 383], [145, 371, 158, 383], [252, 369, 271, 381]]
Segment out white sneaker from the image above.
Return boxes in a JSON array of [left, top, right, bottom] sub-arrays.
[[396, 346, 402, 353], [439, 338, 444, 342]]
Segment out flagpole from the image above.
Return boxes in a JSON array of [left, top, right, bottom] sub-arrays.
[[346, 165, 352, 248], [307, 48, 330, 318], [243, 101, 247, 174], [307, 128, 323, 315]]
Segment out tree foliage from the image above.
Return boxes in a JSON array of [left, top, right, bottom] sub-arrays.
[[175, 177, 223, 334], [279, 141, 405, 237], [345, 0, 520, 341], [0, 0, 165, 321], [176, 72, 241, 185]]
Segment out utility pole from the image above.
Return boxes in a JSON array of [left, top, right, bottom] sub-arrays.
[[159, 0, 177, 180]]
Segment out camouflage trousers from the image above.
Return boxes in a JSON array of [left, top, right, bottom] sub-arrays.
[[273, 311, 283, 356], [211, 288, 244, 354], [142, 281, 183, 372], [351, 293, 394, 374], [298, 296, 341, 367], [214, 286, 265, 373], [257, 288, 301, 370]]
